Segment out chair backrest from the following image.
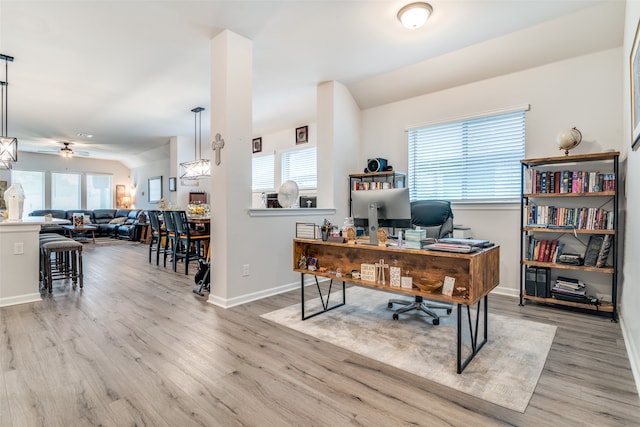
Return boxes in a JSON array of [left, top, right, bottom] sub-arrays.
[[172, 211, 190, 235], [410, 200, 454, 239], [148, 210, 161, 232], [162, 210, 177, 233]]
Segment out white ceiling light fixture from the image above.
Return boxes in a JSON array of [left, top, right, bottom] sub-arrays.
[[397, 2, 433, 29], [180, 107, 210, 180], [0, 53, 17, 170], [60, 142, 74, 158]]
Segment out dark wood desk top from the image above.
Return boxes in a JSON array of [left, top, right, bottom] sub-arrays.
[[293, 239, 500, 306]]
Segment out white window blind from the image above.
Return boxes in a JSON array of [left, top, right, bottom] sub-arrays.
[[51, 172, 81, 209], [281, 146, 317, 190], [252, 153, 275, 192], [86, 174, 113, 209], [11, 170, 44, 214], [408, 110, 526, 203]]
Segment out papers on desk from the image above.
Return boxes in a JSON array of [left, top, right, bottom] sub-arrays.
[[423, 243, 478, 253]]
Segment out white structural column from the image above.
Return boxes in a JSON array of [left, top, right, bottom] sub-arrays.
[[316, 81, 361, 212], [207, 30, 253, 306]]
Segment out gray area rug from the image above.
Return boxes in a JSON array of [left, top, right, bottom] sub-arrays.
[[261, 286, 556, 412]]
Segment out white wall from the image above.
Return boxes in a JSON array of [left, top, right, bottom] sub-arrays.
[[129, 144, 171, 210], [622, 0, 640, 397], [360, 47, 623, 297]]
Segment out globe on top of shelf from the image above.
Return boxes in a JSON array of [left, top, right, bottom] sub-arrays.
[[277, 180, 299, 208], [556, 127, 582, 156]]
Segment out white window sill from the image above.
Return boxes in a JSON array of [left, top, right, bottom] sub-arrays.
[[248, 208, 336, 217]]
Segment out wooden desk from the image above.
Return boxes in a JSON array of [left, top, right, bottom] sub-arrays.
[[292, 239, 500, 373]]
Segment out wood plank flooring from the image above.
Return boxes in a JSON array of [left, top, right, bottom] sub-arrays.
[[1, 241, 639, 426]]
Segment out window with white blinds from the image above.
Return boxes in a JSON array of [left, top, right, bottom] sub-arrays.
[[408, 109, 526, 203], [281, 146, 317, 190], [252, 153, 275, 192]]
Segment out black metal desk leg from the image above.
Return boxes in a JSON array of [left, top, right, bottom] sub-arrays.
[[300, 273, 346, 321], [456, 295, 489, 374]]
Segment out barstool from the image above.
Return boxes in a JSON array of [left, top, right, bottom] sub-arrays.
[[40, 238, 83, 293]]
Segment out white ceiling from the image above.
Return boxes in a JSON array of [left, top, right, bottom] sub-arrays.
[[0, 1, 624, 164]]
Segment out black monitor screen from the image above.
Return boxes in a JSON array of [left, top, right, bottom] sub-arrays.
[[351, 187, 412, 232]]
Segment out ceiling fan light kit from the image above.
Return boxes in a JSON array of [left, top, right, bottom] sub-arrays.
[[60, 142, 74, 158], [0, 53, 17, 170], [180, 106, 211, 180]]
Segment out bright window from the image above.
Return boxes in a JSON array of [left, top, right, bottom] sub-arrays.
[[86, 174, 113, 209], [281, 146, 317, 190], [11, 170, 44, 214], [408, 109, 526, 203], [51, 172, 81, 210], [252, 153, 275, 192]]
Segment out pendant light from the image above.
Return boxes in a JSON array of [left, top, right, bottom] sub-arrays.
[[180, 107, 210, 180], [0, 53, 17, 170]]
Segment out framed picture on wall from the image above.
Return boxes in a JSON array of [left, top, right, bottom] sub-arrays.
[[148, 176, 163, 203], [169, 177, 176, 192], [296, 126, 308, 144], [631, 19, 640, 151], [252, 137, 262, 153]]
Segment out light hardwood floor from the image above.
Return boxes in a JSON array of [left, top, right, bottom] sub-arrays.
[[1, 241, 639, 426]]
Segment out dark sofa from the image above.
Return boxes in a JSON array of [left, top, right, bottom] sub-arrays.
[[29, 209, 147, 240]]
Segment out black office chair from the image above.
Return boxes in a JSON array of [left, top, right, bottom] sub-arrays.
[[388, 200, 454, 325]]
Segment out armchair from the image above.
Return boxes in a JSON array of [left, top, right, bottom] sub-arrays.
[[388, 200, 454, 325]]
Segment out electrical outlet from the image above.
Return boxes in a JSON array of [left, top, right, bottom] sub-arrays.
[[242, 264, 250, 277], [13, 242, 24, 255]]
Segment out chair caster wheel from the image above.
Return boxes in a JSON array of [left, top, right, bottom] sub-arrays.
[[388, 302, 393, 308], [446, 308, 452, 314], [432, 318, 440, 326], [392, 313, 399, 320]]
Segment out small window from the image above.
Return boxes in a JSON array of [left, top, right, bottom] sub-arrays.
[[408, 109, 526, 203], [252, 153, 275, 192], [281, 146, 317, 190]]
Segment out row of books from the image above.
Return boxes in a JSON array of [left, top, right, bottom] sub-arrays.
[[526, 205, 614, 230], [526, 235, 613, 268], [526, 239, 564, 263], [524, 169, 615, 194]]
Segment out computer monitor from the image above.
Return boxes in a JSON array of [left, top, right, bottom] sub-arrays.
[[351, 187, 412, 245]]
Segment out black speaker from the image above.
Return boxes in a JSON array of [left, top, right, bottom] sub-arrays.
[[366, 158, 388, 173]]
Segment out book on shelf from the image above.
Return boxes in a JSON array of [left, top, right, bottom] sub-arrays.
[[525, 267, 537, 296], [535, 267, 551, 298], [596, 234, 613, 268], [583, 235, 605, 267]]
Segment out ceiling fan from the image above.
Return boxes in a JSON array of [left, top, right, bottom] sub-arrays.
[[38, 141, 90, 157]]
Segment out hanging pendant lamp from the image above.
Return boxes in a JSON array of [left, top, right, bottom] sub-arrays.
[[0, 53, 17, 170], [180, 107, 210, 180]]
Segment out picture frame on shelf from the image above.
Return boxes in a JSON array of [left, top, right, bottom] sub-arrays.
[[252, 137, 262, 153], [630, 19, 640, 151], [168, 177, 176, 192], [148, 176, 163, 204], [295, 125, 308, 144]]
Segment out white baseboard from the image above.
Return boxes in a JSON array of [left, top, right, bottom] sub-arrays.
[[207, 276, 328, 308], [0, 293, 41, 307], [491, 285, 520, 298], [619, 310, 640, 398]]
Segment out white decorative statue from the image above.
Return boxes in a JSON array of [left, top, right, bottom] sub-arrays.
[[4, 183, 25, 221]]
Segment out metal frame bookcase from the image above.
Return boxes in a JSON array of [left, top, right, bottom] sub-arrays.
[[519, 152, 619, 320]]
